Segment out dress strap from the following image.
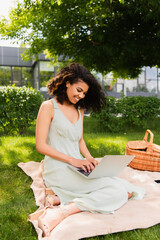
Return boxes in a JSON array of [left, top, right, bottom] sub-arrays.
[[51, 98, 59, 109], [78, 108, 81, 120]]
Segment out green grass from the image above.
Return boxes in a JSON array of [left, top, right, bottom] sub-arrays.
[[0, 117, 160, 240]]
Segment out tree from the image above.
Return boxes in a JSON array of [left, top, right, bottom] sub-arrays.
[[0, 0, 160, 78]]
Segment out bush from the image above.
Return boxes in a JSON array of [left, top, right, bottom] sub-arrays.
[[0, 86, 44, 134], [92, 97, 124, 132], [92, 96, 160, 132], [121, 96, 160, 129]]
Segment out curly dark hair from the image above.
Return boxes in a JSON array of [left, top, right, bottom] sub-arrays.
[[47, 63, 106, 112]]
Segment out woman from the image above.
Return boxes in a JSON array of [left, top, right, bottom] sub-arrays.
[[36, 63, 145, 237]]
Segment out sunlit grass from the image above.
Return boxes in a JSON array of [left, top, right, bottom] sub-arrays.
[[0, 117, 160, 240], [0, 136, 36, 166]]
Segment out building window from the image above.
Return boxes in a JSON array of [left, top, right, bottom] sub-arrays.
[[146, 67, 158, 93], [22, 67, 33, 88], [0, 66, 11, 86], [33, 62, 39, 90], [39, 61, 54, 90], [12, 66, 22, 86]]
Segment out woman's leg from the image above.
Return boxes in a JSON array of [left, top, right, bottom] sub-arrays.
[[38, 203, 81, 237], [40, 192, 134, 237]]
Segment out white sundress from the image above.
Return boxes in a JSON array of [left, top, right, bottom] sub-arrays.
[[43, 98, 145, 214]]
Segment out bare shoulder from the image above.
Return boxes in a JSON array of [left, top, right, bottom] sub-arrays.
[[41, 99, 53, 108], [39, 99, 54, 118]]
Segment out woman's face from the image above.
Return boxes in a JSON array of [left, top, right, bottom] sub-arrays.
[[66, 80, 89, 104]]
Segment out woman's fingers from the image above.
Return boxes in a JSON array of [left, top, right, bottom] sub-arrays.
[[87, 158, 99, 167], [82, 160, 95, 172], [71, 158, 98, 172], [92, 160, 99, 167]]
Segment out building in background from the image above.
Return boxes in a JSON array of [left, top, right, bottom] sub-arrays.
[[102, 67, 160, 98], [0, 46, 56, 98], [0, 46, 160, 98]]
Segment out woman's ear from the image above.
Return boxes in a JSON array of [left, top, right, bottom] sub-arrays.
[[66, 81, 70, 88]]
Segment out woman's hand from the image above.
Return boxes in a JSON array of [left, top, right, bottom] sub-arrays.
[[69, 157, 99, 172], [87, 157, 99, 168]]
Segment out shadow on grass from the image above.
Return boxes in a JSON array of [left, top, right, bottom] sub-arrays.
[[0, 121, 36, 137], [0, 168, 37, 240]]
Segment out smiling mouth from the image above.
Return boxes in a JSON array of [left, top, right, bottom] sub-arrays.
[[74, 97, 80, 102]]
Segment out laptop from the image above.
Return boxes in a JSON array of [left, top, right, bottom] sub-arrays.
[[68, 155, 135, 179]]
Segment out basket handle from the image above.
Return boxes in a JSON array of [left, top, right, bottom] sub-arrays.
[[143, 129, 154, 152], [143, 129, 154, 144]]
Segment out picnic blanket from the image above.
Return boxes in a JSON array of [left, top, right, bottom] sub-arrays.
[[18, 160, 160, 240]]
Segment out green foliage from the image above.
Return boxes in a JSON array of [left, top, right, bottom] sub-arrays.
[[121, 96, 160, 128], [0, 0, 160, 78], [92, 96, 160, 132], [0, 86, 44, 134], [92, 97, 124, 132]]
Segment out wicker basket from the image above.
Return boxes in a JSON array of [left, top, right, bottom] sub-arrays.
[[126, 129, 160, 171]]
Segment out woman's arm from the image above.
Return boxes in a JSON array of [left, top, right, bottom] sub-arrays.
[[79, 109, 99, 169], [36, 101, 95, 171], [36, 100, 73, 163]]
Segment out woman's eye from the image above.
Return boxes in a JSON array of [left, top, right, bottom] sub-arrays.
[[77, 89, 81, 92]]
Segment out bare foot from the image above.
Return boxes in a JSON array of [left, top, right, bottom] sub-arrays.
[[38, 203, 81, 237], [38, 207, 65, 237], [128, 192, 134, 199]]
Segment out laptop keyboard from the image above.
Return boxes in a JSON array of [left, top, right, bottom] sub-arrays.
[[77, 168, 92, 177]]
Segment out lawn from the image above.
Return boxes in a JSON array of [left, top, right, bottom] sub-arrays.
[[0, 117, 160, 240]]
